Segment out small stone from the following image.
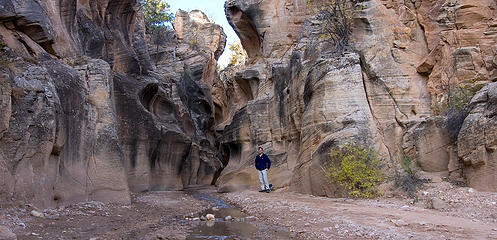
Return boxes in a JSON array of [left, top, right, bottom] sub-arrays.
[[200, 216, 206, 221], [31, 232, 40, 236], [401, 205, 409, 210], [468, 188, 475, 193], [30, 210, 44, 218], [206, 214, 215, 221], [431, 177, 443, 183], [422, 191, 429, 196], [211, 207, 219, 211], [192, 217, 200, 221], [393, 219, 409, 227], [224, 216, 232, 221], [322, 227, 331, 232], [430, 198, 448, 210]]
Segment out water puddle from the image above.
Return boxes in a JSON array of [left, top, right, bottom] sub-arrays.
[[185, 189, 288, 240], [186, 210, 258, 240]]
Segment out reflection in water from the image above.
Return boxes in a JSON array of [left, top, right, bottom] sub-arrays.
[[186, 189, 289, 240], [187, 207, 258, 239]]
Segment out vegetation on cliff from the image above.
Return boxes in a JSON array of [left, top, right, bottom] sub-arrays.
[[228, 41, 246, 66], [140, 0, 174, 32]]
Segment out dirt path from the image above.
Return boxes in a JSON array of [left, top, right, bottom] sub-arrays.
[[1, 183, 497, 239], [0, 187, 290, 240], [223, 185, 497, 239], [1, 191, 208, 239]]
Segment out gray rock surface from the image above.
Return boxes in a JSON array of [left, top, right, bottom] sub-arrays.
[[0, 1, 226, 207]]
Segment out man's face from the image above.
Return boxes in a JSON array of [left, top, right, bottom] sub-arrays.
[[258, 148, 263, 155]]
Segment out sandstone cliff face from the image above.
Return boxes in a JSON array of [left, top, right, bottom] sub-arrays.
[[116, 10, 226, 192], [0, 0, 225, 207], [457, 82, 497, 191], [216, 0, 497, 194]]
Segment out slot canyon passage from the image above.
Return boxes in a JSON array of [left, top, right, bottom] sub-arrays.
[[0, 0, 497, 239]]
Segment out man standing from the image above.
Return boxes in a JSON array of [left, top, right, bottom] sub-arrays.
[[255, 147, 271, 193]]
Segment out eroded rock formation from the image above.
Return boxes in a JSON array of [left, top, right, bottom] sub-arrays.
[[215, 0, 497, 194], [1, 0, 497, 207], [0, 0, 225, 207], [457, 82, 497, 191]]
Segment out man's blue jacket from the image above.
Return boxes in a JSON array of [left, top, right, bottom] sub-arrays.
[[255, 153, 271, 171]]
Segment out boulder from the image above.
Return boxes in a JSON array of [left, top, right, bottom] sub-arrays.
[[457, 82, 497, 191]]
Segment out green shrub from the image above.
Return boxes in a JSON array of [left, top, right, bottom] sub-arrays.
[[434, 84, 483, 115], [322, 144, 384, 198]]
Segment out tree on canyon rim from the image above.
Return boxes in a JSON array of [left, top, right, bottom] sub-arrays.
[[140, 0, 174, 62], [228, 41, 247, 66], [140, 0, 173, 31]]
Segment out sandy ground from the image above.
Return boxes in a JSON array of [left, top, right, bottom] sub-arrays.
[[0, 191, 206, 240], [0, 188, 290, 240], [222, 181, 497, 239], [1, 182, 497, 239]]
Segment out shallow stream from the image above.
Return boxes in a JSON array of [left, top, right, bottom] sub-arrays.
[[185, 188, 289, 240]]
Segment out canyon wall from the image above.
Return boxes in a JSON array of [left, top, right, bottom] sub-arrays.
[[215, 0, 497, 194], [0, 0, 496, 207], [0, 0, 225, 207]]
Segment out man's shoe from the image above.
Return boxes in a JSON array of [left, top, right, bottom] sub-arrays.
[[259, 189, 266, 192], [265, 189, 270, 193]]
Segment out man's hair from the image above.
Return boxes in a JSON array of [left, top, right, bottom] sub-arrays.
[[258, 147, 263, 150]]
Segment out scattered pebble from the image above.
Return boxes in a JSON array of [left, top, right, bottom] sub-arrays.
[[430, 198, 448, 210], [392, 219, 409, 227], [206, 214, 215, 221], [30, 210, 44, 218], [431, 177, 443, 183]]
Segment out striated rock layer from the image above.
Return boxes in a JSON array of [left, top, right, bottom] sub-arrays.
[[0, 0, 225, 207], [216, 0, 497, 194]]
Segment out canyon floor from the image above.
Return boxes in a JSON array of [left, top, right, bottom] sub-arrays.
[[1, 182, 497, 240]]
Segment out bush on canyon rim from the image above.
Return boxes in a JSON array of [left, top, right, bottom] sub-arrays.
[[323, 144, 384, 198], [140, 0, 173, 32], [306, 0, 354, 54]]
